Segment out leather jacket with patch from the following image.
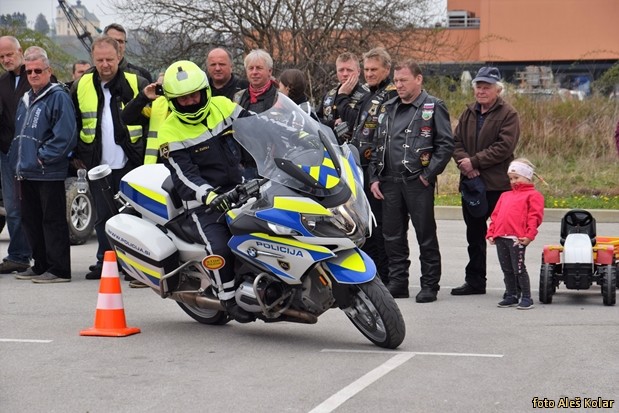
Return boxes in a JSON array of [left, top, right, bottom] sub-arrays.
[[317, 82, 368, 142], [368, 90, 454, 184], [335, 78, 397, 166]]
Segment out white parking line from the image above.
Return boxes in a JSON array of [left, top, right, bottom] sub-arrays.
[[310, 349, 503, 412], [321, 348, 503, 358], [309, 352, 415, 413], [0, 338, 53, 343]]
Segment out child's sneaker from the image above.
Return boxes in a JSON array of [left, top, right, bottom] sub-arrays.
[[517, 297, 534, 310], [497, 295, 519, 308]]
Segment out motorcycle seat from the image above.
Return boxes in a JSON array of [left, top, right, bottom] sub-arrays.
[[165, 212, 205, 245]]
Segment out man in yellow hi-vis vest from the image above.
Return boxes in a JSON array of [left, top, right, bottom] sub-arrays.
[[121, 74, 169, 164], [70, 36, 148, 282]]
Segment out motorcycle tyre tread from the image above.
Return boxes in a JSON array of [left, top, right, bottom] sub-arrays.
[[177, 302, 231, 325], [347, 277, 406, 349]]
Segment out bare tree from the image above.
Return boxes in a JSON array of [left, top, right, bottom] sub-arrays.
[[111, 0, 451, 101]]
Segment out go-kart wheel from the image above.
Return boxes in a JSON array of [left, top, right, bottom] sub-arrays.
[[600, 265, 616, 306], [539, 263, 556, 304]]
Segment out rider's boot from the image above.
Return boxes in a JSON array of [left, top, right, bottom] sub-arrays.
[[222, 298, 256, 323]]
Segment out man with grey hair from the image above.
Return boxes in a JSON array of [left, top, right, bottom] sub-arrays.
[[12, 47, 77, 283], [233, 49, 278, 179], [233, 49, 277, 113], [0, 36, 33, 274], [451, 66, 520, 296]]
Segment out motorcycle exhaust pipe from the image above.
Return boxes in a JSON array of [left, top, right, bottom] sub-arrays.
[[281, 308, 318, 324], [171, 292, 225, 311], [171, 292, 317, 324]]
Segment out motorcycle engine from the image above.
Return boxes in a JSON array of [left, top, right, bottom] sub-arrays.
[[300, 270, 335, 314], [235, 275, 286, 313]]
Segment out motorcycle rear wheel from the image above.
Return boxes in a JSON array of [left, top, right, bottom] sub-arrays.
[[177, 302, 230, 325], [344, 277, 406, 349]]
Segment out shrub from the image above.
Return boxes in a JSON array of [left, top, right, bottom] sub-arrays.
[[425, 77, 619, 208]]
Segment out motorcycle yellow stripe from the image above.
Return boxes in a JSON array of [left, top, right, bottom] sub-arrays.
[[116, 250, 161, 278], [340, 155, 357, 197], [273, 197, 332, 215], [340, 250, 366, 271], [309, 165, 320, 181], [128, 182, 167, 205], [252, 233, 333, 254], [322, 157, 335, 169], [326, 174, 339, 189]]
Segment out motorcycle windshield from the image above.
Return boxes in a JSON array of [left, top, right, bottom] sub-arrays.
[[233, 93, 348, 198]]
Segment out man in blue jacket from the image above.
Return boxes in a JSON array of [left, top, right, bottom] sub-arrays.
[[12, 47, 77, 283]]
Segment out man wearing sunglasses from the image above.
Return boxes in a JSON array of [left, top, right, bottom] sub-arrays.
[[0, 36, 34, 275], [11, 47, 77, 283]]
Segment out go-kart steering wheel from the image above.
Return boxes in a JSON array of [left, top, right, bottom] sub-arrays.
[[564, 210, 593, 227]]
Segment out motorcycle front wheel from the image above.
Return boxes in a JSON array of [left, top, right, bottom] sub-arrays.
[[177, 302, 231, 325], [344, 277, 406, 349]]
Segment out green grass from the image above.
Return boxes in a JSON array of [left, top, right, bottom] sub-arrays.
[[435, 193, 619, 209], [425, 80, 619, 210]]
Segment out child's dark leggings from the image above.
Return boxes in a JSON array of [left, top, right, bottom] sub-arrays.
[[495, 237, 531, 298]]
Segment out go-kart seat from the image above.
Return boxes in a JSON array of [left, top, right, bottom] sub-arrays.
[[560, 209, 596, 246]]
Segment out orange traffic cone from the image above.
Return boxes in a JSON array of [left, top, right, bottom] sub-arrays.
[[80, 250, 141, 337]]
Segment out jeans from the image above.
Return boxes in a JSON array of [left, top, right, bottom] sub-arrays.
[[0, 152, 31, 265]]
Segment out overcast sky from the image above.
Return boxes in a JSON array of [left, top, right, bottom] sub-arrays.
[[0, 0, 121, 30], [2, 0, 448, 33]]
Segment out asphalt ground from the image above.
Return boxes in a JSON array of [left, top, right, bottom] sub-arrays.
[[1, 213, 618, 413]]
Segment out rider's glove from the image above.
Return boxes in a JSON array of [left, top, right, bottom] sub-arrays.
[[205, 190, 234, 213]]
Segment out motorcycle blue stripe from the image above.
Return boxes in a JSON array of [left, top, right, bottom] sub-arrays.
[[120, 180, 169, 219], [325, 248, 376, 284]]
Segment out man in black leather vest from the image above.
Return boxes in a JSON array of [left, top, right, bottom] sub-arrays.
[[369, 59, 454, 303]]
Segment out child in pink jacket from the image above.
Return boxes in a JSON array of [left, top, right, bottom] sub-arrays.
[[487, 158, 544, 309]]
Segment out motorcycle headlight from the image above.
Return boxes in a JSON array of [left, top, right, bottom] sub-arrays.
[[301, 199, 367, 246], [267, 222, 300, 236]]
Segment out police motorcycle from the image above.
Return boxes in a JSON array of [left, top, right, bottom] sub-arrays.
[[102, 93, 406, 349]]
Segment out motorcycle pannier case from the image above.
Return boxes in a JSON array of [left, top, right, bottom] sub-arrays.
[[106, 214, 179, 287], [118, 164, 184, 226]]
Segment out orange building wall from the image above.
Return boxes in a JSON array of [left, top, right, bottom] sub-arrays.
[[441, 0, 619, 62]]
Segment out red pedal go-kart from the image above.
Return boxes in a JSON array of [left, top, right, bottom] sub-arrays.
[[540, 209, 618, 306]]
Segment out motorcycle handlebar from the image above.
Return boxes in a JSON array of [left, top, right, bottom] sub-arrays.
[[206, 178, 267, 214]]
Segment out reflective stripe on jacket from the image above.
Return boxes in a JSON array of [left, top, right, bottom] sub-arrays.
[[76, 72, 142, 144], [144, 96, 169, 164], [158, 96, 245, 203]]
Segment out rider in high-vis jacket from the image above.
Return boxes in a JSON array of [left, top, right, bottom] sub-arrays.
[[157, 60, 254, 323]]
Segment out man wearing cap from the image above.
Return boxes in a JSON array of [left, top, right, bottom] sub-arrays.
[[451, 66, 520, 296]]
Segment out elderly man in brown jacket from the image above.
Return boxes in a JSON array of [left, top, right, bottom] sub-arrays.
[[451, 67, 520, 296]]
